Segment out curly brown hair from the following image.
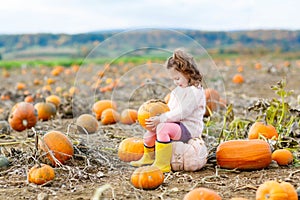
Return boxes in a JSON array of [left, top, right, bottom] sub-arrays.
[[166, 49, 203, 87]]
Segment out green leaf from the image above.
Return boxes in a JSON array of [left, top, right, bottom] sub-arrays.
[[287, 90, 294, 96], [276, 90, 286, 97], [271, 85, 279, 91]]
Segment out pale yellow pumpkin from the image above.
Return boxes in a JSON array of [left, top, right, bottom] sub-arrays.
[[171, 138, 207, 172]]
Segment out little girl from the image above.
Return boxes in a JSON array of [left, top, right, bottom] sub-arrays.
[[130, 49, 206, 172]]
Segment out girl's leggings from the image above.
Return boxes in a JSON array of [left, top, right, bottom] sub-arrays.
[[143, 122, 182, 147]]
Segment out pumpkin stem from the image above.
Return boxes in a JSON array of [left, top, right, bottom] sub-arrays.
[[257, 113, 267, 125], [22, 119, 28, 127], [263, 113, 268, 125], [148, 99, 167, 104]]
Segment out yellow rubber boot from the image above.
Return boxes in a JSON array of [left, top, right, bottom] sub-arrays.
[[130, 146, 155, 167], [152, 141, 172, 173]]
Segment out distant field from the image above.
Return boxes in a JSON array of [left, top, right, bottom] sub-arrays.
[[0, 56, 168, 69], [1, 50, 300, 69]]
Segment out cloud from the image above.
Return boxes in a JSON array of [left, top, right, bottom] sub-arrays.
[[246, 0, 299, 30], [0, 0, 299, 34]]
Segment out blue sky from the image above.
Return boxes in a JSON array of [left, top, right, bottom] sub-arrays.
[[0, 0, 299, 34]]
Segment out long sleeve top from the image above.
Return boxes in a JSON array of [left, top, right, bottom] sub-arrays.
[[159, 85, 206, 138]]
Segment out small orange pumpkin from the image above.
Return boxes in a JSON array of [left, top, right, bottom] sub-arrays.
[[283, 61, 291, 68], [255, 63, 262, 70], [183, 187, 222, 200], [131, 165, 164, 190], [72, 64, 79, 72], [15, 82, 26, 90], [120, 109, 138, 125], [237, 65, 244, 72], [28, 163, 55, 185], [68, 86, 79, 96], [46, 78, 56, 85], [8, 102, 38, 132], [34, 102, 56, 121], [232, 73, 244, 84], [51, 66, 64, 76], [204, 88, 220, 116], [216, 139, 272, 170], [2, 69, 10, 78], [271, 149, 293, 166], [118, 137, 144, 162], [248, 122, 278, 140], [280, 181, 298, 200], [92, 100, 117, 120], [256, 181, 288, 200], [24, 95, 34, 103], [39, 131, 74, 166], [137, 99, 169, 131], [75, 114, 98, 134], [101, 108, 120, 125], [33, 78, 42, 85], [42, 85, 52, 93], [55, 86, 63, 94], [46, 95, 61, 108], [1, 93, 10, 101]]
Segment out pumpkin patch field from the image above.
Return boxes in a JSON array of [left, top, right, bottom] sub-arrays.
[[0, 55, 299, 199]]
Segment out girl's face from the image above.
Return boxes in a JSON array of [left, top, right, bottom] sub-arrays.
[[168, 68, 189, 88]]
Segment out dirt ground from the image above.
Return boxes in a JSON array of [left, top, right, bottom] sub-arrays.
[[0, 56, 299, 199]]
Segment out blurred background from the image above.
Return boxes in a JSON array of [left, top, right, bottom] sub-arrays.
[[0, 0, 299, 65]]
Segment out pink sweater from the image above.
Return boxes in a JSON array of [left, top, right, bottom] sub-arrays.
[[159, 86, 206, 138]]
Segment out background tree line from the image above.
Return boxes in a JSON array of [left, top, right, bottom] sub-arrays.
[[0, 29, 299, 60]]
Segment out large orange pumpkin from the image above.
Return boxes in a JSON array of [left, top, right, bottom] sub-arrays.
[[256, 181, 288, 200], [8, 102, 38, 132], [28, 163, 55, 185], [131, 165, 164, 190], [34, 102, 57, 121], [137, 99, 169, 131], [183, 187, 222, 200], [39, 131, 74, 166], [248, 122, 278, 140], [216, 139, 272, 170], [92, 100, 117, 120], [118, 137, 144, 162]]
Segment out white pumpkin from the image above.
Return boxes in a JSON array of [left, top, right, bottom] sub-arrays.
[[171, 138, 207, 171]]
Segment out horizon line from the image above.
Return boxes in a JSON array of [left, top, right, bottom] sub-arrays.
[[0, 27, 299, 35]]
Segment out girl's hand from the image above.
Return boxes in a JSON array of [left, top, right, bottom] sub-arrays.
[[145, 116, 160, 131]]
